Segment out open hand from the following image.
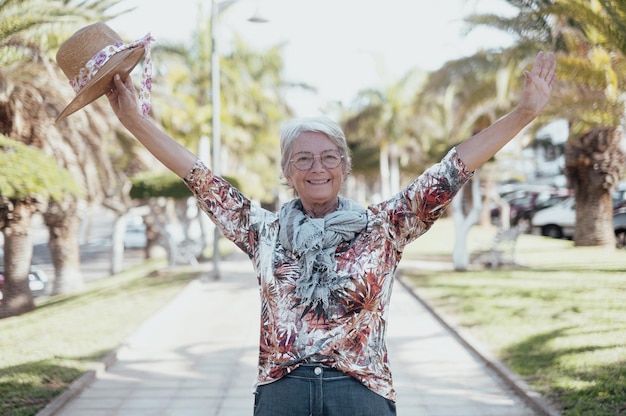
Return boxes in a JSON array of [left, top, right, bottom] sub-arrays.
[[518, 51, 557, 118]]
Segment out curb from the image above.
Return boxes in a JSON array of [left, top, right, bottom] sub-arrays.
[[34, 259, 208, 416], [33, 260, 219, 416], [396, 272, 562, 416], [36, 349, 119, 416]]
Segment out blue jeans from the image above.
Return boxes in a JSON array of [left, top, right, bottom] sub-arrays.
[[253, 364, 397, 416]]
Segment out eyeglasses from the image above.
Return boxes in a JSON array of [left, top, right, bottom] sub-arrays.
[[290, 149, 344, 171]]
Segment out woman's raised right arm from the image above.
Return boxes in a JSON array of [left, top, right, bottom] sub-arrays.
[[107, 74, 197, 178]]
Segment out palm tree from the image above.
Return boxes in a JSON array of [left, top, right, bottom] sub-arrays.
[[546, 0, 626, 246], [0, 135, 80, 317], [341, 68, 428, 201], [415, 49, 542, 269], [1, 0, 153, 294], [151, 12, 292, 204], [467, 0, 626, 247], [217, 35, 291, 200], [111, 7, 292, 265], [340, 47, 534, 270]]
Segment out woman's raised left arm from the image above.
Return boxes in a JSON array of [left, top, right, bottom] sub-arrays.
[[456, 51, 557, 171]]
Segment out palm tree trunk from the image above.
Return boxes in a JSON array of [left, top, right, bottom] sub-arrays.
[[452, 172, 482, 271], [565, 127, 625, 247], [44, 197, 84, 294], [389, 142, 400, 196], [111, 214, 127, 275], [573, 190, 614, 247], [379, 143, 390, 199], [0, 200, 35, 318]]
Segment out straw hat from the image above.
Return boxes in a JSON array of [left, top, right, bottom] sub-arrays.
[[56, 22, 150, 121]]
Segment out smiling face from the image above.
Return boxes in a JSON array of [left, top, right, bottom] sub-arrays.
[[285, 131, 347, 217]]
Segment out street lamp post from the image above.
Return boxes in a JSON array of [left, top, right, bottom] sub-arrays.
[[210, 0, 222, 280], [210, 0, 266, 279]]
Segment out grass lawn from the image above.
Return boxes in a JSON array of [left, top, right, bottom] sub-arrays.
[[401, 218, 626, 416], [0, 259, 199, 416]]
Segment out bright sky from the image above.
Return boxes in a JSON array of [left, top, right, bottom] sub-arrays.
[[109, 0, 515, 116]]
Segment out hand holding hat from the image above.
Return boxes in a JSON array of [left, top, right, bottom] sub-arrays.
[[107, 74, 143, 124], [55, 22, 153, 122]]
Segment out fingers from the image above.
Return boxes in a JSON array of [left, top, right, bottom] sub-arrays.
[[106, 74, 122, 98], [533, 51, 556, 83], [110, 74, 134, 93], [123, 75, 133, 89], [105, 84, 117, 100], [540, 53, 557, 89], [546, 56, 557, 87], [113, 73, 125, 88], [107, 74, 138, 101]]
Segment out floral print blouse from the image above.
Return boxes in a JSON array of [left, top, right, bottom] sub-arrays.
[[183, 148, 473, 401]]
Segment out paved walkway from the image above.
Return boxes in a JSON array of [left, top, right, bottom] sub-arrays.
[[46, 253, 549, 416]]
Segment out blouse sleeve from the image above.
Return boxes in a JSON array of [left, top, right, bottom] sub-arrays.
[[183, 159, 255, 256], [372, 147, 474, 249]]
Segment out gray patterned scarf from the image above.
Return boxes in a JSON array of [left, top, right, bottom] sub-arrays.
[[278, 197, 368, 318]]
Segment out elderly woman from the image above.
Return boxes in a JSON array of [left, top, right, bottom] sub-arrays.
[[107, 52, 556, 415]]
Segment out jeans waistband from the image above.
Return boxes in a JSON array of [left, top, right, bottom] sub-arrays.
[[286, 364, 351, 380]]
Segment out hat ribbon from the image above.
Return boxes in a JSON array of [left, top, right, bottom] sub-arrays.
[[69, 33, 154, 116]]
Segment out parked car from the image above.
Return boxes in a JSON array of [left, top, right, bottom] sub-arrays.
[[532, 197, 626, 247], [614, 208, 626, 249], [613, 181, 626, 211], [491, 188, 571, 229], [0, 267, 49, 303], [124, 221, 148, 249], [531, 196, 576, 239]]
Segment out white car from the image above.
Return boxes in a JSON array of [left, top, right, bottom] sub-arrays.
[[531, 196, 576, 239], [0, 267, 49, 302], [124, 216, 148, 249]]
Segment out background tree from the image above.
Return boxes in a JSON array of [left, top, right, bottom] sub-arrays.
[[426, 50, 545, 209], [0, 135, 81, 318], [1, 0, 169, 287], [412, 49, 543, 267], [151, 11, 291, 205], [467, 0, 626, 247], [129, 172, 241, 265], [341, 69, 427, 202], [547, 0, 626, 246]]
